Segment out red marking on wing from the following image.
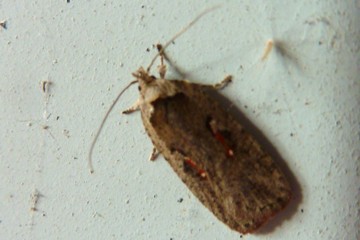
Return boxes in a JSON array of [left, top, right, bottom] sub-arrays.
[[213, 132, 234, 158], [185, 158, 207, 178]]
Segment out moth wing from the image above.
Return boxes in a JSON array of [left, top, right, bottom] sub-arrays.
[[142, 80, 291, 234]]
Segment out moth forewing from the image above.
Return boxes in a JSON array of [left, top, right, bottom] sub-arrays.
[[136, 73, 291, 233]]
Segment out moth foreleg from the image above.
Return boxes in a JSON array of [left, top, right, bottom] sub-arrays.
[[156, 44, 167, 79], [213, 75, 232, 90], [156, 44, 186, 79], [122, 99, 140, 114], [149, 147, 160, 161]]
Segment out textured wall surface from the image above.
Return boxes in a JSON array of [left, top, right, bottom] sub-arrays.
[[0, 1, 359, 239]]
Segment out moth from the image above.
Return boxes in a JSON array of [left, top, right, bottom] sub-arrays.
[[89, 7, 292, 235]]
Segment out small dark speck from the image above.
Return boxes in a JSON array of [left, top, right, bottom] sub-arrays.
[[301, 209, 304, 213], [67, 0, 70, 3], [177, 198, 183, 203], [56, 116, 60, 120], [74, 157, 78, 160], [153, 194, 157, 198], [142, 217, 146, 221], [171, 41, 175, 44], [240, 235, 243, 238], [244, 105, 248, 109], [141, 5, 145, 8], [0, 20, 7, 29], [290, 133, 294, 137], [146, 48, 150, 52], [318, 41, 322, 45]]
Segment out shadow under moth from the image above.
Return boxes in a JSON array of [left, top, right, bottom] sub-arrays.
[[89, 7, 292, 235]]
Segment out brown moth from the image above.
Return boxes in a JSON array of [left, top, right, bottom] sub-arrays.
[[89, 7, 291, 235]]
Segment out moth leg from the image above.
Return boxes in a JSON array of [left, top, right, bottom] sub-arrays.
[[149, 147, 160, 161], [156, 44, 186, 79], [122, 99, 140, 114], [156, 44, 167, 79], [213, 75, 232, 90]]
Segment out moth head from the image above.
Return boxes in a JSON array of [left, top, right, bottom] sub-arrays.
[[132, 67, 156, 84], [132, 67, 161, 99]]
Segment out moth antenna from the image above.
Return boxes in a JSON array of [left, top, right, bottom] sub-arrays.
[[88, 80, 138, 174], [146, 5, 221, 72]]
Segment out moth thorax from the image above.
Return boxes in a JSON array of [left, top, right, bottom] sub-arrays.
[[141, 78, 179, 103]]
